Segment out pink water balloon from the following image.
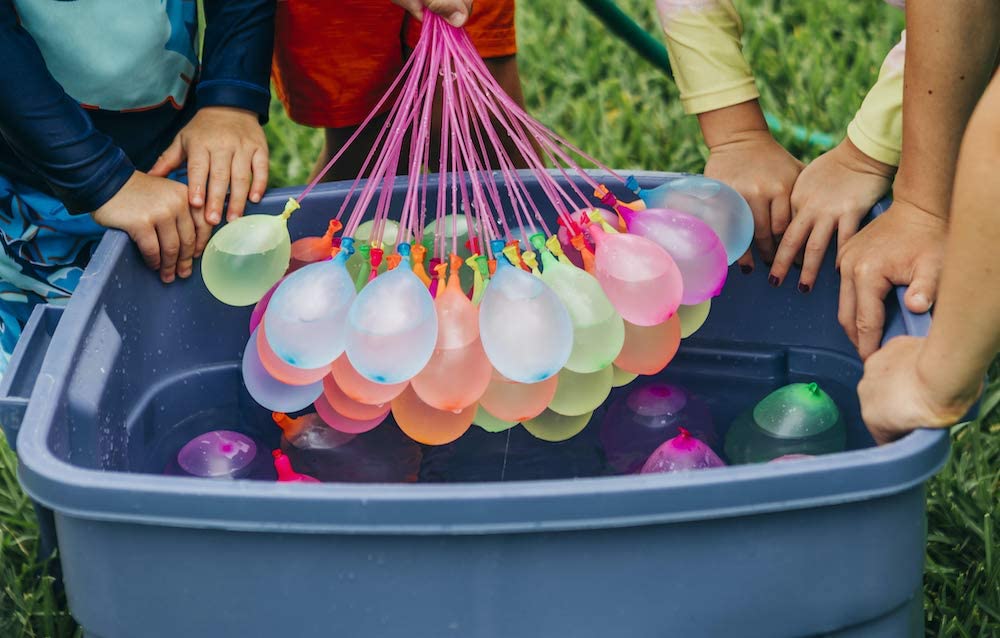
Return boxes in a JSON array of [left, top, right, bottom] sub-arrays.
[[330, 355, 407, 406], [314, 392, 388, 434], [640, 427, 726, 474], [588, 222, 682, 326], [272, 450, 320, 483], [322, 374, 394, 421], [557, 208, 619, 268]]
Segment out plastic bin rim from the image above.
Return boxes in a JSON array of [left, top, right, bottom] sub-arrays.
[[13, 171, 951, 534]]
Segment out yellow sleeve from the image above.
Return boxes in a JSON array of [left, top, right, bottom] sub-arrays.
[[656, 0, 760, 114], [847, 32, 905, 166]]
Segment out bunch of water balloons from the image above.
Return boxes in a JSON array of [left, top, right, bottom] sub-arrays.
[[201, 14, 753, 447]]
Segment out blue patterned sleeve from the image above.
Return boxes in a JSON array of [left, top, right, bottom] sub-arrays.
[[0, 0, 134, 214], [198, 0, 276, 123]]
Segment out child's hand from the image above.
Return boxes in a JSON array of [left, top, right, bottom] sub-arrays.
[[392, 0, 473, 27], [769, 138, 896, 292], [858, 336, 979, 444], [149, 106, 268, 236], [837, 199, 945, 360], [91, 172, 195, 284]]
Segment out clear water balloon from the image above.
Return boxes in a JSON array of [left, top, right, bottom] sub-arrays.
[[264, 246, 357, 369], [626, 175, 752, 265], [523, 409, 592, 442], [677, 300, 711, 338], [535, 235, 624, 373], [548, 366, 614, 417], [391, 384, 475, 445], [477, 368, 558, 422], [614, 315, 681, 375], [330, 355, 407, 406], [256, 324, 331, 386], [617, 207, 727, 305], [346, 244, 439, 384], [479, 248, 573, 383], [203, 205, 294, 306], [249, 277, 284, 334], [640, 427, 726, 474], [588, 222, 683, 327], [242, 327, 324, 412]]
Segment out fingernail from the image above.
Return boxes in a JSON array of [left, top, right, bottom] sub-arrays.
[[797, 283, 811, 294], [209, 213, 220, 224], [740, 265, 753, 275], [835, 265, 840, 274], [250, 193, 261, 203], [768, 275, 780, 287]]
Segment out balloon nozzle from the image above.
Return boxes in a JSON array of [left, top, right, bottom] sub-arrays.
[[280, 197, 301, 220]]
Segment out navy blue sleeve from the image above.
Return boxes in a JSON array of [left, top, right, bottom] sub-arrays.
[[198, 0, 276, 123], [0, 0, 134, 214]]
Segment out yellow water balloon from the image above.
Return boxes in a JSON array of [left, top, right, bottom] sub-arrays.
[[523, 409, 593, 442]]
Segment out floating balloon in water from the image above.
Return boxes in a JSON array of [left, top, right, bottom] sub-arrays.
[[611, 365, 638, 387], [249, 277, 284, 334], [725, 382, 846, 464], [472, 405, 518, 433], [256, 324, 331, 386], [272, 450, 320, 483], [479, 248, 573, 383], [203, 201, 296, 306], [273, 412, 356, 450], [290, 219, 342, 270], [601, 382, 716, 474], [264, 246, 357, 369], [242, 327, 324, 412], [616, 207, 727, 305], [330, 355, 407, 406], [588, 222, 682, 327], [477, 368, 558, 422], [322, 374, 392, 422], [411, 256, 491, 410], [535, 235, 624, 373], [640, 427, 725, 474], [176, 430, 259, 479], [626, 175, 752, 265], [391, 385, 475, 445], [548, 366, 614, 417], [346, 244, 438, 383], [677, 300, 711, 339], [614, 315, 681, 375], [314, 391, 388, 435], [523, 409, 593, 442]]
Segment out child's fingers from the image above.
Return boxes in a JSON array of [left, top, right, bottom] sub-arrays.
[[747, 195, 777, 265], [736, 250, 754, 274], [176, 209, 197, 279], [149, 138, 184, 178], [769, 196, 791, 238], [206, 151, 233, 225], [192, 209, 213, 259], [426, 0, 470, 26], [855, 274, 892, 360], [226, 152, 253, 222], [798, 218, 836, 292], [903, 258, 940, 314], [838, 261, 858, 348], [155, 218, 181, 284], [250, 147, 269, 204], [132, 227, 161, 272], [187, 147, 210, 209], [769, 215, 810, 286], [836, 216, 862, 264]]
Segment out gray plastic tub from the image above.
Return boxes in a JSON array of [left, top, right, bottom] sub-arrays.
[[0, 172, 948, 638]]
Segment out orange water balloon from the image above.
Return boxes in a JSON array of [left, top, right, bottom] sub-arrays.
[[477, 369, 558, 423], [256, 324, 331, 386], [614, 314, 682, 375], [391, 385, 475, 445], [330, 355, 407, 405], [290, 220, 342, 267]]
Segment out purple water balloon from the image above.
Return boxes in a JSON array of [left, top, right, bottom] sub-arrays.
[[177, 430, 258, 479], [242, 326, 324, 412], [601, 382, 716, 474], [640, 427, 726, 474]]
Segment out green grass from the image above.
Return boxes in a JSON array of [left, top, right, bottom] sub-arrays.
[[2, 1, 998, 636]]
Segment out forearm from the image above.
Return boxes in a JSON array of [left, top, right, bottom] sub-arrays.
[[696, 98, 767, 148], [894, 0, 1000, 219], [917, 77, 1000, 412]]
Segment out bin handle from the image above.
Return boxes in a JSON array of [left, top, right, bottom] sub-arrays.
[[0, 305, 63, 452]]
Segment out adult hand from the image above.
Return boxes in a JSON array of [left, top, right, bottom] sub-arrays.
[[149, 106, 268, 254], [392, 0, 473, 27], [837, 199, 945, 360], [704, 129, 803, 271], [858, 335, 980, 444], [91, 171, 194, 283], [770, 138, 895, 292]]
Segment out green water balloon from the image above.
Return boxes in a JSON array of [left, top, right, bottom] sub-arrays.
[[473, 405, 518, 433], [523, 409, 593, 442], [677, 299, 711, 338], [611, 365, 639, 387], [548, 365, 614, 417]]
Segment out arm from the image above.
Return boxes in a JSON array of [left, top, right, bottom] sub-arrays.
[[150, 0, 275, 230], [770, 35, 903, 291], [838, 0, 1000, 359], [657, 0, 802, 269], [0, 0, 195, 283], [858, 73, 1000, 443]]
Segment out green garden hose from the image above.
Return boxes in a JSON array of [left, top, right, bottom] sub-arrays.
[[577, 0, 837, 150]]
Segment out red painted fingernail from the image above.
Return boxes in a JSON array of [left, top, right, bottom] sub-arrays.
[[768, 275, 780, 287], [798, 283, 811, 294], [740, 265, 752, 275]]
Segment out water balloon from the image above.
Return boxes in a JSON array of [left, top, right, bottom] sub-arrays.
[[290, 219, 342, 269], [523, 409, 592, 442], [472, 406, 518, 433], [322, 374, 393, 421], [391, 385, 475, 445], [548, 366, 614, 417], [272, 450, 320, 483], [345, 244, 439, 383], [330, 355, 407, 405], [640, 427, 726, 474], [256, 324, 331, 386], [611, 365, 638, 387], [477, 368, 558, 422], [614, 315, 681, 375], [248, 277, 284, 334], [314, 391, 388, 434], [273, 412, 357, 450], [242, 327, 323, 412], [677, 300, 711, 338], [176, 430, 259, 479]]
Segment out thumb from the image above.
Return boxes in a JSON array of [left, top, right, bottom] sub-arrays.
[[903, 258, 941, 314], [149, 137, 185, 178], [427, 0, 470, 26]]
